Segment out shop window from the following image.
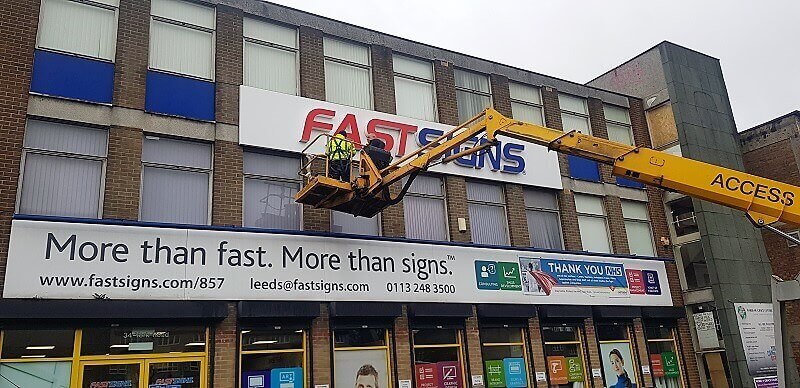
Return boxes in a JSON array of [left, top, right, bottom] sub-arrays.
[[240, 329, 306, 388], [332, 211, 380, 235], [510, 83, 544, 125], [541, 325, 588, 388], [574, 194, 611, 253], [645, 325, 684, 388], [394, 55, 437, 122], [411, 328, 466, 388], [524, 188, 562, 249], [324, 37, 372, 109], [466, 181, 509, 245], [404, 175, 448, 241], [18, 120, 108, 218], [80, 327, 206, 355], [140, 136, 212, 225], [149, 0, 215, 80], [596, 325, 640, 388], [333, 329, 392, 388], [37, 0, 119, 61], [480, 327, 530, 388], [243, 18, 298, 95], [244, 151, 302, 230], [454, 69, 491, 123], [621, 200, 655, 256]]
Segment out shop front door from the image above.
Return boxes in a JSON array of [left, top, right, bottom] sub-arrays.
[[79, 357, 205, 388]]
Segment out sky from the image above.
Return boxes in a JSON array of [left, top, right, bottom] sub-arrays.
[[267, 0, 800, 130]]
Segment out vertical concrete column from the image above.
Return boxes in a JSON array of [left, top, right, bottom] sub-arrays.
[[489, 74, 512, 117], [633, 318, 655, 388], [214, 5, 243, 126], [604, 196, 630, 254], [587, 97, 613, 183], [505, 184, 530, 247], [445, 176, 471, 243], [583, 318, 605, 388], [312, 304, 332, 386], [465, 306, 484, 382], [212, 302, 238, 388], [104, 126, 143, 220], [393, 306, 413, 382], [558, 192, 583, 251], [433, 60, 459, 126], [0, 0, 39, 294], [527, 317, 548, 388], [677, 317, 703, 387], [113, 0, 150, 109]]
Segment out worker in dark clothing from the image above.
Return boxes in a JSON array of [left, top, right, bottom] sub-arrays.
[[365, 133, 392, 170], [327, 130, 355, 182]]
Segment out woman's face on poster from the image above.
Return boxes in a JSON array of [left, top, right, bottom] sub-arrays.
[[610, 352, 625, 376]]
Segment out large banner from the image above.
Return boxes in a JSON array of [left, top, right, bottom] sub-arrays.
[[734, 303, 777, 376], [238, 86, 562, 189], [3, 219, 671, 305]]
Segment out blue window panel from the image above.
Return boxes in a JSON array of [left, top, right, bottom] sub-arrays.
[[568, 155, 601, 182], [30, 50, 114, 104], [616, 176, 645, 189], [145, 71, 215, 121]]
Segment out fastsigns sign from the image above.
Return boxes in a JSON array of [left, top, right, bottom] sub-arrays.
[[239, 86, 562, 188]]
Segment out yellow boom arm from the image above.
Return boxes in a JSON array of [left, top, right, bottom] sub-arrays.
[[296, 108, 799, 228]]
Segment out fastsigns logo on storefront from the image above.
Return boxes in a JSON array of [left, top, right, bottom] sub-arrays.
[[239, 86, 562, 188]]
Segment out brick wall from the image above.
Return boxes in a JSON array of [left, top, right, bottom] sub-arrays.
[[434, 60, 459, 126], [558, 192, 583, 251], [113, 0, 150, 110], [215, 5, 243, 125], [465, 307, 484, 380], [445, 176, 471, 243], [677, 317, 702, 387], [393, 306, 413, 382], [212, 302, 238, 388], [312, 304, 332, 386], [605, 195, 630, 254], [505, 184, 530, 247], [633, 318, 654, 387], [541, 86, 569, 176], [489, 74, 512, 117], [103, 126, 142, 220], [583, 318, 606, 387], [527, 317, 548, 388], [371, 45, 396, 115], [212, 140, 243, 226], [588, 97, 613, 183]]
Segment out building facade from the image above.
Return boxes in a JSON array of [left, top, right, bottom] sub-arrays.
[[589, 42, 774, 388], [0, 1, 700, 388]]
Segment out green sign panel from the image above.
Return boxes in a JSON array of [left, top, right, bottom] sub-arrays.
[[498, 262, 522, 291], [662, 351, 679, 377], [485, 360, 506, 388], [566, 356, 584, 382]]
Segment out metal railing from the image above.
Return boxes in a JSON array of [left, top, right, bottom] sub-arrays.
[[298, 133, 362, 183]]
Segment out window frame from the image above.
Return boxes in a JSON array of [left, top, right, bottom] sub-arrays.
[[509, 82, 544, 124], [604, 104, 635, 146], [35, 0, 120, 63], [465, 180, 509, 246], [643, 325, 686, 388], [595, 323, 642, 388], [148, 0, 216, 81], [410, 328, 467, 386], [621, 200, 656, 256], [559, 94, 592, 135], [404, 174, 449, 241], [574, 194, 612, 253], [323, 36, 374, 110], [392, 54, 437, 122], [540, 323, 591, 387], [332, 328, 393, 388], [138, 134, 213, 225], [523, 189, 563, 250], [242, 149, 303, 230], [238, 328, 308, 388], [454, 68, 492, 123], [16, 119, 109, 218], [330, 210, 382, 236], [242, 18, 299, 95], [478, 326, 532, 388]]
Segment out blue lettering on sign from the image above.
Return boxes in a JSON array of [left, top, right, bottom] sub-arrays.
[[417, 128, 526, 174]]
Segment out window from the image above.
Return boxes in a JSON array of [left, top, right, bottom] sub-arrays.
[[621, 200, 655, 256], [466, 181, 508, 245], [243, 18, 298, 95], [559, 94, 590, 134], [404, 175, 448, 241], [541, 325, 589, 388], [19, 120, 108, 218], [332, 211, 380, 236], [678, 240, 710, 290], [240, 328, 306, 388], [604, 105, 634, 145], [411, 328, 466, 387], [393, 55, 436, 121], [480, 327, 530, 388], [36, 0, 119, 61], [324, 37, 372, 109], [333, 329, 391, 388], [574, 194, 611, 253], [454, 69, 491, 123], [668, 198, 698, 237], [509, 82, 544, 125], [645, 325, 684, 388], [0, 329, 75, 388], [149, 0, 215, 80], [596, 324, 640, 388], [243, 152, 301, 230], [140, 136, 212, 225], [524, 189, 562, 249]]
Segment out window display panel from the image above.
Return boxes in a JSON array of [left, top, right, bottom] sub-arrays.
[[81, 327, 206, 355], [412, 329, 465, 388], [240, 329, 305, 388], [334, 329, 391, 388], [541, 325, 587, 388], [480, 327, 529, 388], [0, 361, 71, 388], [597, 325, 639, 388], [645, 326, 683, 388], [81, 363, 140, 388], [149, 361, 201, 388]]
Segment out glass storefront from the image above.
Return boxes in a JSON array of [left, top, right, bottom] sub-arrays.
[[0, 327, 208, 388], [596, 324, 639, 388], [411, 328, 466, 388], [645, 325, 683, 388], [541, 324, 588, 388], [480, 326, 530, 388], [333, 328, 392, 388], [240, 328, 306, 388]]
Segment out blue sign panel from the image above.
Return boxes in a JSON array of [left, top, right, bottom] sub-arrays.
[[271, 367, 302, 388], [31, 50, 114, 104], [568, 155, 601, 182], [539, 259, 628, 288], [475, 261, 499, 290], [145, 70, 215, 121], [503, 358, 527, 387], [243, 370, 269, 388], [643, 270, 662, 295]]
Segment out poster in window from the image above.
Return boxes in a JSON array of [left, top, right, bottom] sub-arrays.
[[484, 360, 505, 388], [416, 364, 438, 388], [660, 352, 679, 378], [566, 357, 584, 382], [502, 358, 526, 387], [598, 343, 637, 388], [436, 361, 462, 388], [649, 355, 664, 378], [334, 349, 389, 388], [547, 356, 568, 385]]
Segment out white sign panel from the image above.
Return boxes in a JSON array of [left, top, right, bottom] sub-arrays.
[[734, 303, 777, 376], [693, 311, 719, 350], [3, 219, 671, 306], [239, 86, 562, 189]]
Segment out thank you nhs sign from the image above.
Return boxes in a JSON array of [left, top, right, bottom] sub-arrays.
[[239, 86, 562, 188]]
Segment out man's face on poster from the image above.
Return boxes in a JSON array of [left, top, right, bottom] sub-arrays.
[[355, 373, 377, 388]]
